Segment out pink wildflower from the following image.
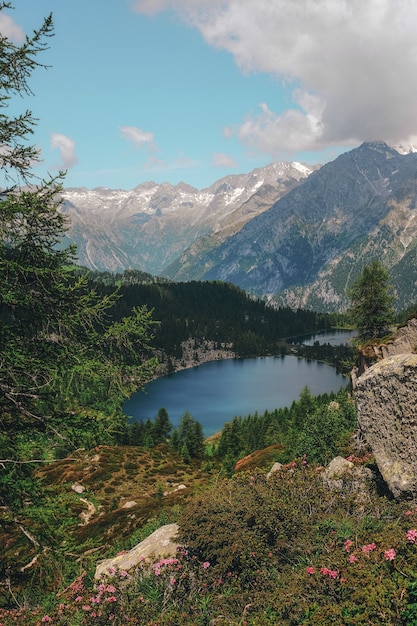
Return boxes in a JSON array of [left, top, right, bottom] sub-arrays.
[[384, 549, 396, 561], [170, 577, 176, 585], [406, 510, 413, 516], [75, 596, 83, 603], [407, 529, 417, 543], [106, 596, 117, 603], [306, 566, 315, 574], [202, 561, 210, 569], [349, 554, 358, 563], [344, 539, 353, 552], [320, 567, 338, 578], [362, 543, 377, 553], [106, 585, 116, 593], [41, 617, 52, 623], [120, 570, 129, 578]]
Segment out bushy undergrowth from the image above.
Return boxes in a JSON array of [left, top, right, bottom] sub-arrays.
[[3, 462, 417, 625]]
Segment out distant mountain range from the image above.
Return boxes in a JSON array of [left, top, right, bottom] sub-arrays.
[[61, 161, 315, 276], [61, 142, 417, 312]]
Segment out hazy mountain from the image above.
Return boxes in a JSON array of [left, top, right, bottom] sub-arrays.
[[60, 162, 316, 274], [177, 142, 417, 312]]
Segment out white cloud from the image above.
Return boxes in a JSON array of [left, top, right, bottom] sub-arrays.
[[213, 152, 237, 168], [119, 125, 157, 150], [0, 13, 24, 41], [50, 133, 77, 169], [132, 0, 417, 155]]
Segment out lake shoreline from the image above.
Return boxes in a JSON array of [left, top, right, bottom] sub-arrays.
[[125, 343, 349, 436], [154, 338, 237, 380], [153, 327, 356, 381]]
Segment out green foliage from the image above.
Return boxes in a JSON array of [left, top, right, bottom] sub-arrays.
[[90, 274, 341, 360], [348, 260, 395, 340], [5, 464, 417, 624], [216, 386, 356, 469], [171, 411, 205, 459], [0, 3, 53, 187], [0, 4, 158, 512], [284, 387, 357, 464], [124, 408, 173, 447]]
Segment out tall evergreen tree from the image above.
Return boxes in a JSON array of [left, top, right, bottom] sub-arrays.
[[152, 408, 172, 444], [0, 4, 158, 507], [348, 260, 395, 340], [172, 411, 205, 459]]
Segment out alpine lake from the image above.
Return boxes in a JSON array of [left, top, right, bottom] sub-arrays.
[[124, 329, 356, 437]]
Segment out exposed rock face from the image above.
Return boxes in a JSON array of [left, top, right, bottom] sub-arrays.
[[322, 456, 373, 498], [354, 353, 417, 499], [266, 462, 283, 479], [95, 523, 179, 579], [62, 161, 314, 275], [352, 318, 417, 381], [184, 143, 417, 311]]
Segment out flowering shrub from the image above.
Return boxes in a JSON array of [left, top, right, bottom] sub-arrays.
[[3, 464, 417, 624]]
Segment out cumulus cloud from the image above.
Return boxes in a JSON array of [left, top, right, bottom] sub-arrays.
[[132, 0, 417, 154], [0, 13, 24, 41], [50, 133, 77, 169], [213, 152, 237, 168], [119, 125, 157, 150]]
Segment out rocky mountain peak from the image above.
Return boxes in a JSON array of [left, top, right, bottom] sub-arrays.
[[60, 160, 314, 275]]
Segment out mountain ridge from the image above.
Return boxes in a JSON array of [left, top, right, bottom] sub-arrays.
[[61, 142, 417, 312], [172, 141, 417, 311], [61, 161, 317, 275]]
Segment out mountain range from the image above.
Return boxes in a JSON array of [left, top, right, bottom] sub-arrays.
[[61, 142, 417, 312], [61, 161, 315, 276]]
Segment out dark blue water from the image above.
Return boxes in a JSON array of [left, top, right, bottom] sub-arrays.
[[290, 328, 356, 346], [124, 330, 352, 436]]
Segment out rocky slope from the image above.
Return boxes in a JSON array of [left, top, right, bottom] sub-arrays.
[[60, 162, 315, 275], [188, 142, 417, 311], [61, 142, 417, 312]]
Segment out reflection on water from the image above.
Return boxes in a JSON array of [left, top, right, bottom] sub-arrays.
[[290, 329, 356, 346]]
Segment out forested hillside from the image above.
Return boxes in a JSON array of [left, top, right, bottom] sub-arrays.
[[88, 270, 348, 363]]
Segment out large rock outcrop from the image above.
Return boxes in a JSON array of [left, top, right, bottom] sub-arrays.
[[95, 523, 179, 579], [354, 352, 417, 499]]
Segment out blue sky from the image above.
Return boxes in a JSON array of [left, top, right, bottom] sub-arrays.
[[3, 1, 417, 190]]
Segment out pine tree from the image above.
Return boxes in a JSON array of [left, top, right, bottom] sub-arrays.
[[0, 4, 158, 507], [348, 260, 395, 340], [172, 411, 205, 458], [152, 408, 172, 444]]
